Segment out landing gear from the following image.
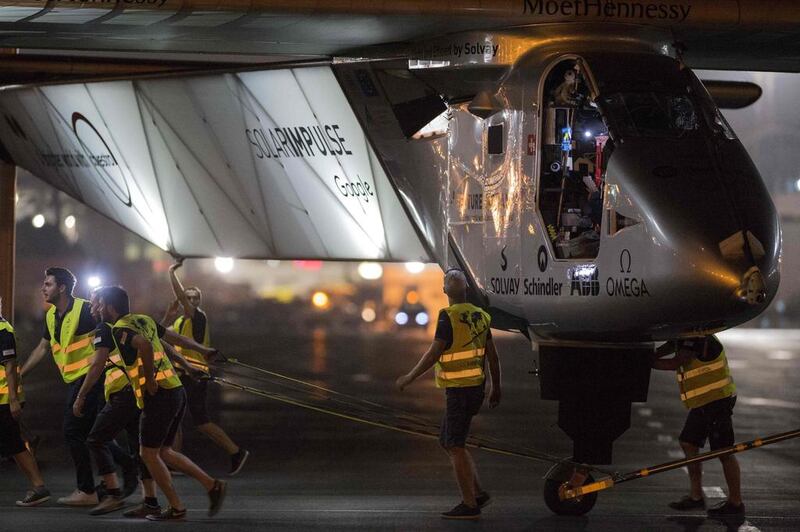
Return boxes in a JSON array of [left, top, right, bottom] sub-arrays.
[[543, 462, 598, 516]]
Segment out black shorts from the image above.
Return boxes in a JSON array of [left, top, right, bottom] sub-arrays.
[[680, 396, 736, 451], [0, 404, 26, 457], [180, 375, 210, 426], [140, 386, 186, 449], [440, 385, 485, 449]]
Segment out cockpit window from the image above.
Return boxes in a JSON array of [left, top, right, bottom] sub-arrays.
[[600, 92, 699, 139]]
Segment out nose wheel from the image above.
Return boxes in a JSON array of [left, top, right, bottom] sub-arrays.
[[543, 462, 598, 515]]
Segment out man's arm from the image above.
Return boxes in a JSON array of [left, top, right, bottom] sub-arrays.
[[131, 334, 157, 395], [485, 337, 502, 408], [168, 260, 193, 319], [163, 342, 202, 379], [160, 299, 181, 328], [20, 338, 50, 377], [73, 347, 111, 417], [162, 329, 216, 360], [5, 360, 22, 420], [396, 339, 446, 391], [652, 345, 692, 371]]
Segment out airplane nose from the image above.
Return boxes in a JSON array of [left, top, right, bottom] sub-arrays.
[[608, 138, 780, 325]]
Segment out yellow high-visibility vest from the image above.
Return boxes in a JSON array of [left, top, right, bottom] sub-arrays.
[[112, 314, 182, 409], [95, 324, 130, 401], [173, 313, 210, 374], [677, 337, 736, 409], [0, 320, 24, 405], [435, 303, 491, 388], [46, 298, 95, 383]]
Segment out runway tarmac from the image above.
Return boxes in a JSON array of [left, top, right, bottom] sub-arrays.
[[2, 327, 798, 531]]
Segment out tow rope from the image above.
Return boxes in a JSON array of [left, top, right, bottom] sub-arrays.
[[210, 355, 610, 473]]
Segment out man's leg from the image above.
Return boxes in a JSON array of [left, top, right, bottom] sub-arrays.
[[63, 379, 99, 496], [13, 448, 45, 488], [140, 446, 183, 510], [680, 440, 703, 500], [196, 423, 238, 454], [447, 446, 477, 508], [719, 455, 742, 505]]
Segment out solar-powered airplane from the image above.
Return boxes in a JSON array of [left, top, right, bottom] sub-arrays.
[[0, 0, 791, 515]]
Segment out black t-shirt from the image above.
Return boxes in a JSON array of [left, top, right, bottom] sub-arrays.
[[0, 319, 16, 364], [113, 316, 166, 366], [434, 309, 492, 351], [176, 308, 207, 345], [42, 297, 97, 342], [678, 336, 723, 362]]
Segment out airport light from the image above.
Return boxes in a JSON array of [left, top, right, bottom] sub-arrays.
[[87, 275, 102, 288], [312, 291, 329, 309], [415, 312, 429, 326], [64, 215, 76, 229], [357, 262, 383, 280], [404, 262, 425, 274], [395, 311, 409, 326], [584, 130, 592, 138], [406, 291, 420, 305], [215, 256, 234, 273], [795, 178, 800, 192], [361, 307, 376, 323], [32, 214, 45, 228]]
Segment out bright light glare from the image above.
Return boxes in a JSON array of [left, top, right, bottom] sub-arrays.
[[32, 214, 45, 228], [584, 130, 592, 138], [395, 311, 409, 325], [405, 262, 425, 274], [357, 262, 383, 280], [361, 308, 376, 323], [64, 215, 76, 229], [214, 257, 234, 273], [87, 276, 101, 288], [312, 291, 329, 309], [415, 312, 429, 326], [795, 178, 800, 192]]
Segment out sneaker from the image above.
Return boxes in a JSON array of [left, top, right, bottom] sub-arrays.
[[669, 495, 706, 510], [207, 479, 227, 517], [16, 486, 50, 507], [122, 502, 161, 518], [229, 449, 250, 476], [57, 489, 98, 506], [441, 502, 480, 520], [707, 500, 745, 518], [476, 491, 491, 508], [145, 506, 187, 521], [89, 495, 125, 516]]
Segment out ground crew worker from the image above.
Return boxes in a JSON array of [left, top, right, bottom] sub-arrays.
[[76, 287, 209, 517], [97, 285, 226, 521], [653, 335, 744, 518], [396, 268, 501, 520], [163, 259, 248, 475], [20, 267, 109, 506], [0, 296, 50, 507]]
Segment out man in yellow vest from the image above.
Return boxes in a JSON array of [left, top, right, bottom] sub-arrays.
[[0, 296, 50, 507], [163, 259, 248, 476], [653, 335, 744, 518], [98, 285, 226, 521], [21, 267, 111, 506], [396, 268, 502, 520]]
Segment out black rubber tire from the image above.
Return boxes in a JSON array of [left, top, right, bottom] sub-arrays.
[[543, 473, 598, 516]]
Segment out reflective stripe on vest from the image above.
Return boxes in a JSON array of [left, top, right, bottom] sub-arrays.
[[677, 341, 736, 409], [0, 320, 24, 405], [102, 350, 130, 401], [112, 314, 182, 409], [46, 299, 95, 383], [434, 303, 491, 388], [173, 314, 210, 374]]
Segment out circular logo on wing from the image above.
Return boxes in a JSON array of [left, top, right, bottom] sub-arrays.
[[71, 112, 132, 207], [537, 245, 548, 272]]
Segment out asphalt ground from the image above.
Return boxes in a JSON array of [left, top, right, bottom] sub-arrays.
[[1, 327, 798, 531]]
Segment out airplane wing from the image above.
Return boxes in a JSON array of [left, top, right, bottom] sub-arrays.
[[0, 66, 431, 261], [0, 1, 799, 72]]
